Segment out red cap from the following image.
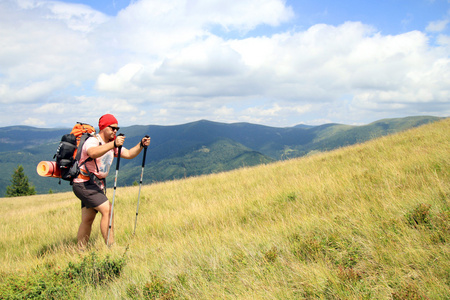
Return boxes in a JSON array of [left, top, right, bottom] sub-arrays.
[[98, 114, 118, 131]]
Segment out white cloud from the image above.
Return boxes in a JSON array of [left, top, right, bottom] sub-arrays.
[[184, 0, 295, 31], [0, 0, 449, 128], [14, 0, 109, 32], [0, 79, 65, 103], [24, 117, 46, 126], [0, 0, 107, 106], [96, 63, 144, 92], [427, 19, 450, 32]]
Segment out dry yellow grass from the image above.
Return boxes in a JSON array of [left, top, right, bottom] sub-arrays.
[[1, 118, 449, 299]]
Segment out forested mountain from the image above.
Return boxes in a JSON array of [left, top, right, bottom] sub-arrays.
[[0, 116, 443, 195]]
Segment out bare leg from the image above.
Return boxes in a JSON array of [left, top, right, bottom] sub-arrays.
[[77, 207, 98, 248], [95, 201, 113, 245]]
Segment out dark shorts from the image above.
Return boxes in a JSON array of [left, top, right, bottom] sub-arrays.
[[73, 181, 108, 209]]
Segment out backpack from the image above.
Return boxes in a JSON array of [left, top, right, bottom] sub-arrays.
[[54, 122, 96, 183]]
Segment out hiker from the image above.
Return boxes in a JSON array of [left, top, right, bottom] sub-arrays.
[[72, 114, 151, 248]]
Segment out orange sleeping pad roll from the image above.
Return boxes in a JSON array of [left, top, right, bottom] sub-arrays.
[[36, 161, 61, 178]]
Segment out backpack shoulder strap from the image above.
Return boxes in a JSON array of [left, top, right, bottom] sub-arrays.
[[75, 133, 93, 162], [78, 135, 102, 175]]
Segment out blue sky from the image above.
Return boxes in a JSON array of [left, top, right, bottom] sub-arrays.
[[0, 0, 449, 128], [68, 0, 449, 35]]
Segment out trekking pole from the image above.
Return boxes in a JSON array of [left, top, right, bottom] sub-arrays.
[[107, 134, 124, 246], [133, 135, 149, 235]]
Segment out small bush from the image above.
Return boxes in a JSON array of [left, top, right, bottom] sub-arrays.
[[289, 233, 322, 262], [337, 266, 363, 283], [142, 274, 176, 300], [288, 230, 361, 267], [405, 203, 432, 228], [405, 203, 450, 243], [0, 252, 125, 299], [0, 267, 78, 299], [286, 192, 297, 202], [63, 252, 125, 286], [392, 282, 428, 300], [126, 273, 177, 300], [263, 246, 279, 263]]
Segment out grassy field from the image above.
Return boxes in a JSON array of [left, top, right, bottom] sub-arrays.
[[0, 118, 449, 299]]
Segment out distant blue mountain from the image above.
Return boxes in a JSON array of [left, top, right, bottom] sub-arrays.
[[0, 116, 443, 195]]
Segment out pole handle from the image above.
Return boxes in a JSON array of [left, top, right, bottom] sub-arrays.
[[116, 133, 124, 170], [142, 147, 147, 167], [141, 135, 149, 167]]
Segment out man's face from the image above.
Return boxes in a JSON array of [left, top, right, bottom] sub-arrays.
[[106, 124, 119, 141]]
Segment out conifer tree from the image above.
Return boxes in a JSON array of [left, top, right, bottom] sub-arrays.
[[5, 165, 36, 197]]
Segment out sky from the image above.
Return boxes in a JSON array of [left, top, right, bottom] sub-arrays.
[[0, 0, 449, 128]]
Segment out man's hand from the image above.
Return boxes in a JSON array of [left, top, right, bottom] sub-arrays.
[[141, 135, 151, 148], [114, 134, 125, 147]]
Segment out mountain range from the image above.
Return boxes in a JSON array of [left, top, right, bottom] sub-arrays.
[[0, 116, 443, 196]]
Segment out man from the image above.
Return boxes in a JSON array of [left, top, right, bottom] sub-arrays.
[[72, 114, 151, 247]]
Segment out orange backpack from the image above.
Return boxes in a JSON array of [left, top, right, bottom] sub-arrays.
[[70, 122, 96, 161], [54, 122, 96, 182]]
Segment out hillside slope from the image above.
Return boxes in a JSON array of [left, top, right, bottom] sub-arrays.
[[0, 118, 448, 299]]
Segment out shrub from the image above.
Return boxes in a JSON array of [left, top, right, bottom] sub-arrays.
[[0, 266, 77, 299], [126, 274, 177, 300], [263, 246, 279, 263], [288, 230, 361, 268], [392, 282, 427, 300], [405, 203, 432, 228], [142, 274, 176, 300], [63, 252, 125, 286], [0, 252, 125, 299]]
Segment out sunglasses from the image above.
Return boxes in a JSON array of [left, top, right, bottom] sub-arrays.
[[108, 125, 120, 131]]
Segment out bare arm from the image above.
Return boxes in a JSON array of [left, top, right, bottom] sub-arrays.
[[119, 136, 151, 159], [87, 135, 150, 160], [87, 141, 115, 159]]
